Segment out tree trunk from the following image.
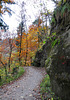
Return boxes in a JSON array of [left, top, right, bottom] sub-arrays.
[[4, 65, 7, 79], [19, 22, 23, 66], [8, 47, 12, 72], [25, 34, 28, 66], [8, 39, 12, 72], [0, 76, 1, 81]]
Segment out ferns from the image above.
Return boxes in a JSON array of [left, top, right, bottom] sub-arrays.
[[61, 3, 70, 16], [51, 17, 55, 24], [50, 1, 70, 27]]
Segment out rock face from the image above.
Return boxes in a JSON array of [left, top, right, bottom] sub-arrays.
[[33, 1, 70, 100], [33, 43, 48, 67], [46, 28, 70, 100]]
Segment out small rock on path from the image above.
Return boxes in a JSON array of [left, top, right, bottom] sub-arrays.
[[0, 66, 46, 100]]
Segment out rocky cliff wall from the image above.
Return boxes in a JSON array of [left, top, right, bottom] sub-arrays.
[[33, 2, 70, 100]]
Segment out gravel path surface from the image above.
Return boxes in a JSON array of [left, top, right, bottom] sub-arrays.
[[0, 66, 46, 100]]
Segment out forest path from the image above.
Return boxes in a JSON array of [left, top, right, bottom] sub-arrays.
[[0, 66, 46, 100]]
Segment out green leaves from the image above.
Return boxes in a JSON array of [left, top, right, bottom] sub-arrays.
[[51, 39, 58, 48], [43, 40, 46, 44], [61, 3, 70, 16], [51, 32, 60, 48], [52, 32, 56, 36], [0, 69, 3, 76], [40, 74, 52, 99], [46, 32, 60, 48]]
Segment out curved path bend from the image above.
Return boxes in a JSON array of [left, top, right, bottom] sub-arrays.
[[0, 66, 46, 100]]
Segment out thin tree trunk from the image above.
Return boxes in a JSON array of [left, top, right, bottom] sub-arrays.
[[8, 48, 12, 72], [25, 34, 28, 66], [8, 39, 13, 72], [0, 76, 1, 81], [19, 22, 23, 66]]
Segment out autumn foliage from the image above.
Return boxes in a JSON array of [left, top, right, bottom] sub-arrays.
[[0, 0, 48, 84], [16, 25, 41, 66]]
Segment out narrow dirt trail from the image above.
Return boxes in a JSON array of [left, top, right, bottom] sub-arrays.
[[0, 66, 46, 100]]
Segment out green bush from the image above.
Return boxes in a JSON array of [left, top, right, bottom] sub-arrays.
[[40, 74, 52, 99], [40, 74, 61, 100], [40, 74, 50, 92], [0, 67, 25, 86]]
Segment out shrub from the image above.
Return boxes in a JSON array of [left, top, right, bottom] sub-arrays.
[[0, 67, 25, 86]]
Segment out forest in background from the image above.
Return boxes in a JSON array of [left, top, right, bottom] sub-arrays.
[[0, 0, 69, 86]]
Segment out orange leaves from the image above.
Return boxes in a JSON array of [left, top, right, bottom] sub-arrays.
[[0, 36, 16, 68], [15, 24, 40, 66], [9, 0, 14, 3], [0, 5, 2, 9], [2, 0, 14, 3]]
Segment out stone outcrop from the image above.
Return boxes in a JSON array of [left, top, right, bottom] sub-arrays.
[[46, 27, 70, 100], [33, 1, 70, 100]]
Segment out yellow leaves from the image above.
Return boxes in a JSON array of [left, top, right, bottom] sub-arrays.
[[15, 62, 19, 66], [16, 25, 39, 66], [43, 26, 46, 30], [16, 23, 43, 66], [3, 0, 14, 3], [29, 52, 35, 57], [64, 0, 66, 3], [58, 0, 66, 6], [3, 0, 9, 3]]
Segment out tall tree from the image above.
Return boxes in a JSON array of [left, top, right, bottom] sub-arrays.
[[16, 1, 27, 65]]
